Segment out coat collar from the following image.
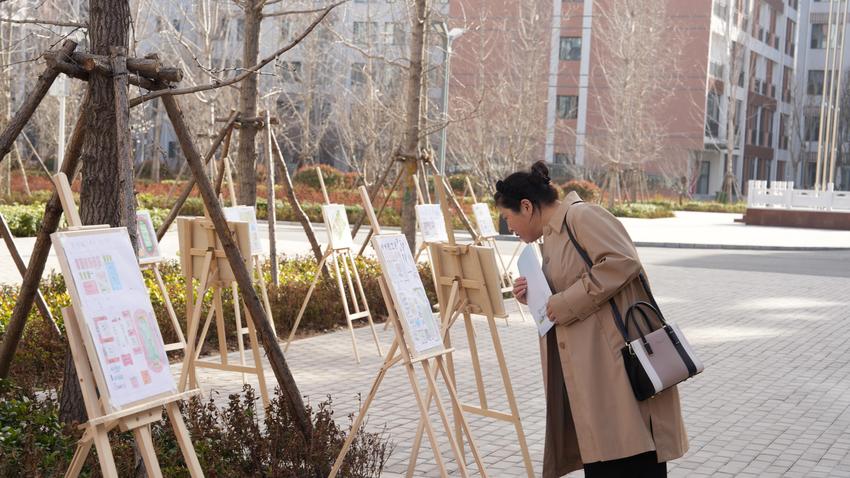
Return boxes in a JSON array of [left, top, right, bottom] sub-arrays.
[[544, 191, 583, 237]]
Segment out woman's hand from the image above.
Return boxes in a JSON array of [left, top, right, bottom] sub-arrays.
[[512, 276, 528, 305]]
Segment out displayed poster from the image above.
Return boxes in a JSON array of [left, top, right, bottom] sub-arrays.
[[53, 228, 176, 410], [372, 234, 443, 356], [472, 203, 498, 238], [415, 204, 449, 243], [223, 205, 263, 255], [322, 204, 354, 250], [517, 244, 554, 337], [135, 210, 162, 264]]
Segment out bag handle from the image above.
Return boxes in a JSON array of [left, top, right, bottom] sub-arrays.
[[563, 200, 661, 343]]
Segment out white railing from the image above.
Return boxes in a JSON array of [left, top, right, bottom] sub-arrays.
[[747, 180, 850, 211]]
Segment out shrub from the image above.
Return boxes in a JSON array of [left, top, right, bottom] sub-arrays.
[[0, 203, 54, 237], [561, 180, 602, 204], [680, 201, 746, 214], [293, 165, 346, 191], [448, 174, 469, 193], [0, 380, 393, 477], [607, 203, 675, 219]]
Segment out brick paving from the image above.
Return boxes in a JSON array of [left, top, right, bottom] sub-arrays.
[[179, 247, 850, 477]]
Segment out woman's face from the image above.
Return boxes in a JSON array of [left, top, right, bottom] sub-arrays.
[[497, 199, 542, 243]]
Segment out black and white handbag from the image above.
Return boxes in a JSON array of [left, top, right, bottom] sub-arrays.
[[565, 203, 704, 401]]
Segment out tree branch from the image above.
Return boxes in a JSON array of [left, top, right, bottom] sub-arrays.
[[128, 0, 347, 107], [0, 18, 87, 28]]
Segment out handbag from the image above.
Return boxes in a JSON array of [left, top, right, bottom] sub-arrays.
[[564, 202, 704, 401]]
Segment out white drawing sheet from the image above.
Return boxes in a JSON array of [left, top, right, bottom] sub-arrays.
[[322, 204, 354, 250], [415, 204, 449, 243], [135, 210, 162, 264], [517, 244, 554, 337], [472, 203, 498, 238], [372, 234, 443, 356], [223, 205, 263, 255], [54, 228, 176, 410]]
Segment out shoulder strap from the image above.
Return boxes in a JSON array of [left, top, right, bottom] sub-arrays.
[[564, 201, 662, 341]]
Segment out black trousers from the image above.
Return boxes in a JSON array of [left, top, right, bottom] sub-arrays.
[[583, 451, 667, 478]]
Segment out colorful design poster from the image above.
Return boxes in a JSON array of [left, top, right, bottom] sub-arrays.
[[322, 204, 354, 250], [472, 203, 498, 238], [135, 211, 162, 264], [55, 228, 176, 409], [372, 234, 443, 355], [517, 245, 554, 337], [223, 206, 263, 255], [415, 204, 449, 243]]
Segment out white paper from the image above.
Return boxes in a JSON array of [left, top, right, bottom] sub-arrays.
[[372, 234, 443, 355], [322, 204, 354, 250], [472, 203, 498, 238], [56, 229, 176, 410], [223, 206, 263, 255], [135, 210, 162, 264], [415, 204, 449, 243], [517, 245, 554, 337]]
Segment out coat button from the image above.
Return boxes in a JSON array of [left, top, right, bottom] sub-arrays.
[[559, 342, 566, 349]]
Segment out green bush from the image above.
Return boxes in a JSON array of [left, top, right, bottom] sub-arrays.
[[448, 174, 469, 193], [607, 203, 675, 219], [680, 201, 746, 213], [0, 203, 68, 237], [293, 164, 346, 191], [0, 380, 392, 477], [561, 180, 602, 204]]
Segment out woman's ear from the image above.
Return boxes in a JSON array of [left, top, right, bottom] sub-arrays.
[[521, 198, 533, 216]]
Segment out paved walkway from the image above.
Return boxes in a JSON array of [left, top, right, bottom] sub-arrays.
[[180, 247, 850, 477]]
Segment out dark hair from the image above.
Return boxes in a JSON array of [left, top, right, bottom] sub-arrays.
[[494, 160, 559, 213]]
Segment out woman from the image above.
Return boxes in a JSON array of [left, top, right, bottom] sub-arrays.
[[495, 161, 688, 478]]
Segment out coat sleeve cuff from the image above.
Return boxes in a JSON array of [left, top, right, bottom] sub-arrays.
[[550, 274, 600, 324]]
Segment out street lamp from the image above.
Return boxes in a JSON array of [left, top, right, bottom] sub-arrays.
[[438, 22, 466, 176]]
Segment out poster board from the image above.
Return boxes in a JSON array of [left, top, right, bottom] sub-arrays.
[[429, 243, 508, 319], [177, 217, 252, 283], [372, 234, 443, 357], [135, 211, 162, 265], [51, 227, 176, 412], [472, 203, 498, 238], [415, 204, 449, 243], [517, 244, 554, 336], [223, 205, 263, 255], [322, 204, 354, 250]]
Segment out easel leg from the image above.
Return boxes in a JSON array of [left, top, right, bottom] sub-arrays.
[[485, 315, 535, 477], [179, 252, 213, 392], [341, 251, 360, 315], [192, 306, 216, 362], [166, 402, 204, 478], [64, 439, 93, 478], [132, 425, 164, 478], [420, 359, 470, 478], [436, 356, 489, 478], [284, 248, 331, 351], [348, 250, 383, 357], [213, 287, 228, 365], [254, 256, 276, 338], [245, 307, 271, 408], [92, 425, 119, 478], [329, 340, 400, 478], [464, 312, 489, 410], [232, 282, 247, 384], [153, 264, 186, 347], [404, 358, 450, 478], [331, 250, 360, 363]]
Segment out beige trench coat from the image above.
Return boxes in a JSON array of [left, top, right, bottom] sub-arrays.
[[539, 192, 688, 477]]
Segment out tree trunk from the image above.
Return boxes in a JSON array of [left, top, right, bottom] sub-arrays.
[[61, 0, 132, 427], [236, 0, 262, 206], [399, 0, 429, 253]]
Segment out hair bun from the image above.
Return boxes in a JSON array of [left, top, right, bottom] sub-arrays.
[[530, 160, 551, 185]]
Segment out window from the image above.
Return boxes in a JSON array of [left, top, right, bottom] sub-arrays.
[[351, 62, 366, 85], [705, 91, 721, 138], [811, 23, 826, 49], [808, 69, 824, 95], [168, 141, 178, 159], [805, 115, 820, 142], [553, 153, 572, 165], [696, 160, 710, 195], [280, 19, 290, 41], [280, 61, 301, 83], [236, 19, 245, 41], [353, 21, 377, 45], [556, 95, 578, 119], [559, 37, 581, 61], [385, 22, 405, 46]]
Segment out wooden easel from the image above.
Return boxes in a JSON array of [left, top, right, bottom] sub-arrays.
[[407, 175, 534, 477], [284, 167, 382, 364], [466, 177, 528, 323], [176, 215, 270, 407], [49, 174, 203, 478], [136, 211, 187, 353], [329, 201, 488, 478]]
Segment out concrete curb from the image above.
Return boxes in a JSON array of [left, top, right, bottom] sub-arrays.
[[495, 235, 850, 252]]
